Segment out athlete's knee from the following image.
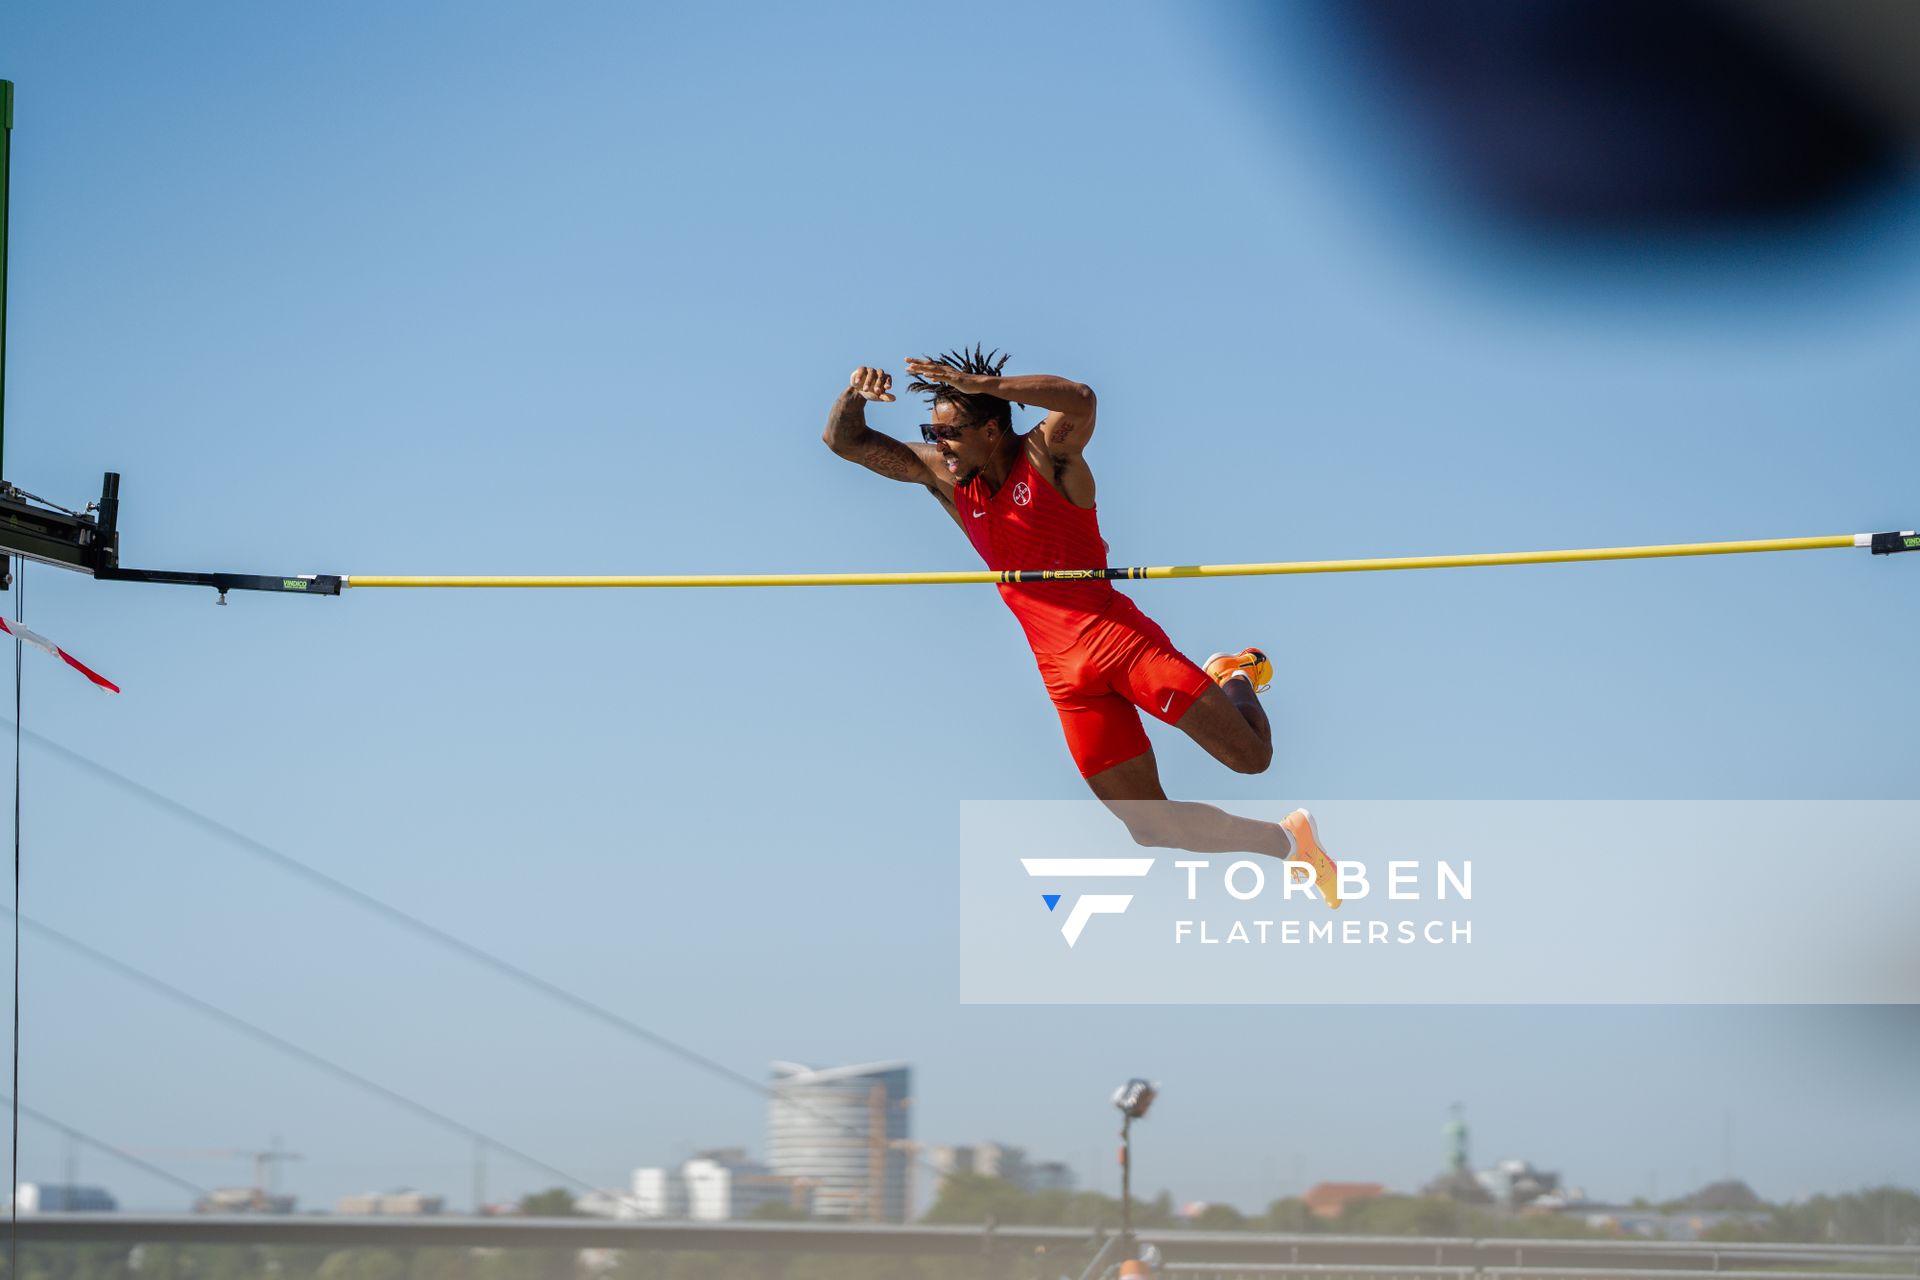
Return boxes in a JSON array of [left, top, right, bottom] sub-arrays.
[[1123, 817, 1180, 848], [1107, 805, 1179, 848], [1225, 737, 1272, 775]]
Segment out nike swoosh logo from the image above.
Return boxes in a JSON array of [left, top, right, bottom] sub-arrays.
[[972, 510, 986, 518], [1160, 691, 1176, 713]]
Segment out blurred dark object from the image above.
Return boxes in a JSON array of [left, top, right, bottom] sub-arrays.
[[1112, 1077, 1158, 1119], [1337, 0, 1918, 226]]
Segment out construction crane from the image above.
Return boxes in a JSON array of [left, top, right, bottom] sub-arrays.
[[124, 1141, 303, 1212]]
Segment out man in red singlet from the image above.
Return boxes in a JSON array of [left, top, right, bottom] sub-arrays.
[[822, 346, 1340, 906]]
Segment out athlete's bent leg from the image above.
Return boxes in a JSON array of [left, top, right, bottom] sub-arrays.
[[1218, 675, 1272, 747], [1084, 749, 1289, 858], [1173, 684, 1273, 775]]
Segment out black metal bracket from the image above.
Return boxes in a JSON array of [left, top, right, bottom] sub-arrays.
[[0, 483, 110, 583], [1870, 530, 1919, 555], [94, 566, 344, 604], [0, 472, 339, 601]]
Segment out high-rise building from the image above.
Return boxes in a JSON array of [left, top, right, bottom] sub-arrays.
[[766, 1060, 911, 1223]]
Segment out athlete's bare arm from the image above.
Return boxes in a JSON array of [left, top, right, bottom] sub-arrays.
[[901, 360, 1098, 507], [822, 366, 962, 527]]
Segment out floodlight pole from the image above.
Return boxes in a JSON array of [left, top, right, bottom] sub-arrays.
[[1119, 1110, 1135, 1245]]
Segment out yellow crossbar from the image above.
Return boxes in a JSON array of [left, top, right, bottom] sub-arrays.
[[343, 533, 1872, 589]]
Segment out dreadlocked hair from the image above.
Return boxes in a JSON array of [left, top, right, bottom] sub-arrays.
[[907, 343, 1016, 430]]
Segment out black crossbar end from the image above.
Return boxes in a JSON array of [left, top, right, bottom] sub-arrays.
[[1870, 530, 1920, 555], [97, 567, 344, 597]]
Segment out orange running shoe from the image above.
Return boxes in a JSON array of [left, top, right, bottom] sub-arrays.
[[1204, 647, 1273, 693], [1280, 808, 1341, 910]]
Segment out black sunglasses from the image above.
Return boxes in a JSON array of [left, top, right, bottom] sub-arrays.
[[921, 422, 979, 444]]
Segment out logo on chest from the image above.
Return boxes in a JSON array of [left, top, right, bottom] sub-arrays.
[[1012, 481, 1032, 507]]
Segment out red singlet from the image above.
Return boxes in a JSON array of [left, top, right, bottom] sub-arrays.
[[955, 440, 1212, 777]]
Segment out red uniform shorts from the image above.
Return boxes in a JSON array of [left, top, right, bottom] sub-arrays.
[[1030, 594, 1214, 778]]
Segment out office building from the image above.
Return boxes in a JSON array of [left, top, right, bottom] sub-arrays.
[[766, 1060, 911, 1223]]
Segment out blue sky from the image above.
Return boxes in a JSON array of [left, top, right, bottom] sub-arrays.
[[1, 0, 1916, 1215]]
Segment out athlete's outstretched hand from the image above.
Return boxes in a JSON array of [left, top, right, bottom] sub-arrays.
[[848, 366, 895, 402], [904, 357, 997, 395]]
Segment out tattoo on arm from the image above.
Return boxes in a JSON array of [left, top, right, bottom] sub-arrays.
[[822, 391, 868, 454], [824, 391, 929, 483], [852, 433, 930, 482]]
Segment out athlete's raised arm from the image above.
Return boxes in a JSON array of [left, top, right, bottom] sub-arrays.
[[821, 366, 948, 483], [822, 366, 964, 527]]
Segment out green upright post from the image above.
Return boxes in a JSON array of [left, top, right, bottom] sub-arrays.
[[1, 79, 12, 483]]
